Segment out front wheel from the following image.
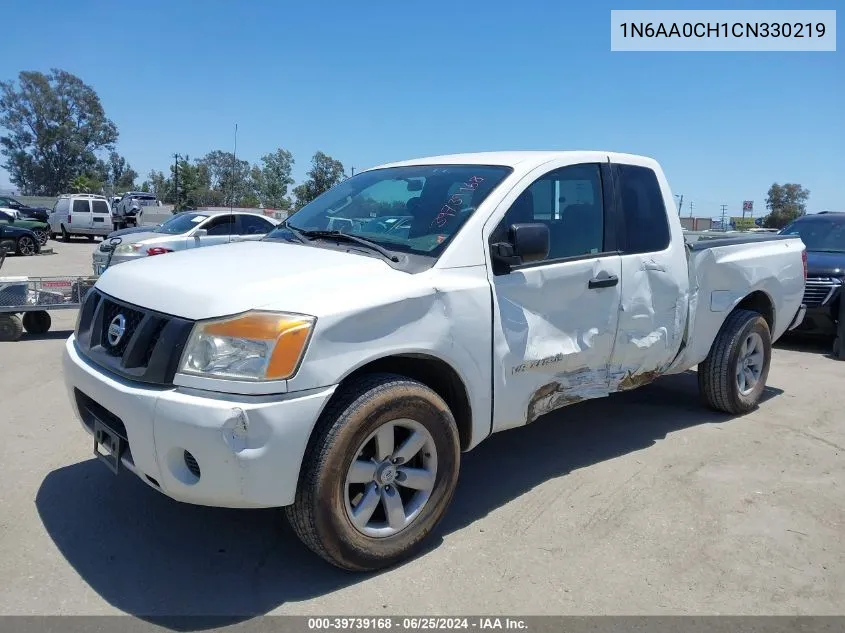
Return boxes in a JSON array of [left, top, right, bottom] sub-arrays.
[[286, 373, 461, 572], [0, 314, 24, 342], [16, 235, 37, 256], [699, 308, 772, 415]]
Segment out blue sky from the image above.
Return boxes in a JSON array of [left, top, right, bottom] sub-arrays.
[[2, 0, 842, 218]]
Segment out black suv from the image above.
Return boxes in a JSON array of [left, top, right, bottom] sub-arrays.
[[779, 212, 845, 338]]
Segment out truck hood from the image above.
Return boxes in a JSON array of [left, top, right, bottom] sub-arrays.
[[95, 240, 411, 320], [806, 250, 845, 277]]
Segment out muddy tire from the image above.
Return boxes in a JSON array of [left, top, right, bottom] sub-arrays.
[[286, 373, 461, 572], [0, 314, 24, 342], [22, 311, 51, 335], [699, 308, 772, 415]]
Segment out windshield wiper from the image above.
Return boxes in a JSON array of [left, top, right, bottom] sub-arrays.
[[276, 220, 307, 243], [300, 229, 400, 262]]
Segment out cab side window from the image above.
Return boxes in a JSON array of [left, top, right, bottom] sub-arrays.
[[613, 164, 670, 254], [490, 163, 605, 263]]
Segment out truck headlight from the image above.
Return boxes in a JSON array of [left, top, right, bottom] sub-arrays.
[[178, 311, 315, 381]]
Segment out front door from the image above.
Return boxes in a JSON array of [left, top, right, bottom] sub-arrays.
[[488, 161, 623, 432], [190, 214, 234, 249]]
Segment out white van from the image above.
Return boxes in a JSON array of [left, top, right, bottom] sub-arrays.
[[49, 194, 114, 241]]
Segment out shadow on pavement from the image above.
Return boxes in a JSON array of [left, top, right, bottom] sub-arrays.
[[21, 328, 74, 341], [775, 333, 838, 359], [36, 370, 783, 628]]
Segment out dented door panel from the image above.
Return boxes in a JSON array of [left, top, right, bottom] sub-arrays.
[[490, 256, 623, 431]]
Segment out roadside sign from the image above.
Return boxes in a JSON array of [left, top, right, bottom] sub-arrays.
[[743, 200, 753, 212], [731, 217, 756, 230]]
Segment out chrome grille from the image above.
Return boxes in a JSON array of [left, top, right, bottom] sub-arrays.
[[75, 289, 194, 385], [803, 278, 841, 308]]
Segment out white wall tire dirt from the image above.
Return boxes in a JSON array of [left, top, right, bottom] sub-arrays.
[[698, 308, 772, 415], [286, 373, 461, 572]]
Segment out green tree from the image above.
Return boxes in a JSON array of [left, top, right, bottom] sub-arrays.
[[763, 183, 810, 229], [70, 174, 96, 193], [258, 148, 295, 209], [0, 69, 118, 195], [109, 151, 137, 191], [292, 151, 345, 209], [147, 169, 169, 201], [197, 150, 252, 206]]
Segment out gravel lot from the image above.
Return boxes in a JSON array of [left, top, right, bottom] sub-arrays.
[[1, 240, 843, 624]]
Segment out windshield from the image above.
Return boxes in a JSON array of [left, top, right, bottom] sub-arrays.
[[156, 212, 209, 234], [267, 164, 512, 256], [780, 217, 845, 253]]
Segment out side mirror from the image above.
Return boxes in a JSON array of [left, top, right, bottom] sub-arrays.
[[491, 223, 550, 268], [194, 229, 208, 238]]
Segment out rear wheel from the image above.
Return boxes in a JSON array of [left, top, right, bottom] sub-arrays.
[[22, 311, 51, 335], [699, 308, 772, 414], [16, 235, 37, 256], [286, 373, 461, 572], [34, 229, 49, 246], [61, 226, 71, 242], [0, 314, 24, 342]]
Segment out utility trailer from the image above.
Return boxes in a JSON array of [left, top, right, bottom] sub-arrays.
[[0, 246, 97, 341]]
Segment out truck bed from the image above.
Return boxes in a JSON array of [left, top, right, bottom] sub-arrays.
[[667, 234, 806, 374]]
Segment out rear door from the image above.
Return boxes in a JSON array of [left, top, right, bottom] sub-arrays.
[[487, 160, 624, 431], [233, 214, 276, 241], [90, 199, 112, 234], [606, 160, 690, 388], [71, 198, 92, 231]]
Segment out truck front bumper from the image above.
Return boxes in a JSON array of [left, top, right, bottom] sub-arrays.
[[63, 335, 336, 508]]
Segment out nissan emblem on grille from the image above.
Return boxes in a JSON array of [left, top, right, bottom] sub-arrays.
[[107, 314, 127, 346]]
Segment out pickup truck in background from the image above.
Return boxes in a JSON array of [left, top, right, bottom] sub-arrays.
[[63, 151, 806, 572]]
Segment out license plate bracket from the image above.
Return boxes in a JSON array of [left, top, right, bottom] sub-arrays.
[[93, 417, 123, 474]]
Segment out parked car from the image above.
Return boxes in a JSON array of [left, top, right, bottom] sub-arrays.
[[0, 222, 41, 256], [91, 209, 279, 274], [48, 194, 113, 241], [0, 195, 50, 222], [0, 209, 50, 246], [64, 151, 806, 572], [112, 192, 160, 230], [779, 211, 845, 341]]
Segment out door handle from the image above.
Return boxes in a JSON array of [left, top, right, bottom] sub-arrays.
[[588, 274, 619, 289]]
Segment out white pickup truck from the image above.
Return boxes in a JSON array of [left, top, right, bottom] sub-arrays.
[[63, 151, 807, 571]]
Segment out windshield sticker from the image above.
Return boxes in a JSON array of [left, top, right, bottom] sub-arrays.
[[431, 176, 485, 229], [191, 216, 208, 223]]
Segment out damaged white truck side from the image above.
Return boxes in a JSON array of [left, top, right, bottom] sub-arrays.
[[63, 151, 807, 571]]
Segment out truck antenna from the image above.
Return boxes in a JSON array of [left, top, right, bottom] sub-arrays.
[[229, 123, 237, 234]]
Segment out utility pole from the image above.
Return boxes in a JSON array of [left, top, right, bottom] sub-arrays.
[[689, 201, 694, 218], [173, 153, 181, 209], [675, 194, 683, 215], [720, 204, 728, 231]]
